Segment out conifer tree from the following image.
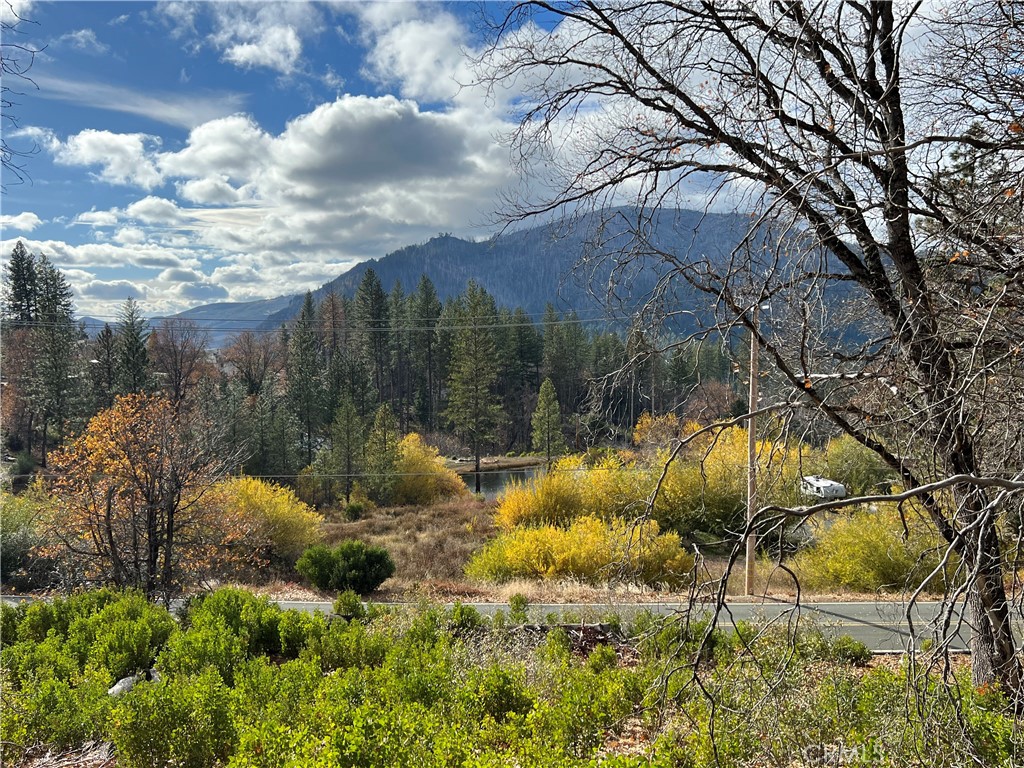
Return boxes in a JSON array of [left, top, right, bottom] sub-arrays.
[[445, 281, 504, 493], [114, 297, 151, 395], [531, 378, 567, 469], [329, 395, 364, 504], [287, 292, 324, 467], [363, 402, 399, 505]]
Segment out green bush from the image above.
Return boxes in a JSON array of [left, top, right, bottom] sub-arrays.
[[109, 668, 236, 768], [333, 589, 366, 620], [295, 540, 395, 594], [156, 617, 247, 685], [183, 588, 282, 656], [278, 610, 328, 658]]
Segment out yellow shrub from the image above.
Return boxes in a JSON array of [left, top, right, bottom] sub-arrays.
[[392, 433, 470, 506], [494, 455, 585, 530], [792, 505, 950, 593], [466, 515, 693, 588], [633, 411, 680, 447], [580, 453, 653, 520], [212, 476, 323, 564]]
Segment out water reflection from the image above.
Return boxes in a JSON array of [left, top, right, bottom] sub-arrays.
[[460, 465, 542, 500]]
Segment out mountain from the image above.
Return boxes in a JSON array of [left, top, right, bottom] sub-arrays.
[[167, 208, 758, 346]]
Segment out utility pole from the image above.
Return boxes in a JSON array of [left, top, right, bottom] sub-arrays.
[[745, 306, 759, 596]]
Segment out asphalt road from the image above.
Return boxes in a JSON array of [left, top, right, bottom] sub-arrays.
[[2, 594, 972, 652], [269, 598, 972, 652]]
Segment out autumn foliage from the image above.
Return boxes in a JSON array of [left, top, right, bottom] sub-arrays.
[[204, 476, 323, 566], [43, 394, 243, 597]]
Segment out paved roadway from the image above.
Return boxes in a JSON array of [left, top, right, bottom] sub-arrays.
[[270, 598, 972, 652], [2, 594, 972, 652]]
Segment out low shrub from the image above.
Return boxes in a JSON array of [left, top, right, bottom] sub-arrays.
[[295, 540, 395, 594], [792, 505, 950, 592], [108, 668, 236, 768], [157, 616, 248, 685], [183, 587, 282, 656], [465, 515, 694, 588]]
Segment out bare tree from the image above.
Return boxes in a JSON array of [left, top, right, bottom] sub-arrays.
[[1, 1, 41, 190], [480, 1, 1024, 695], [221, 330, 284, 397], [148, 318, 212, 407]]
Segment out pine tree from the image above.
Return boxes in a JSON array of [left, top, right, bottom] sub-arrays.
[[89, 323, 117, 411], [26, 255, 81, 465], [355, 269, 390, 403], [114, 297, 151, 395], [389, 280, 411, 431], [287, 292, 325, 467], [2, 240, 36, 325], [363, 402, 399, 505], [444, 281, 504, 493], [330, 395, 364, 504], [532, 378, 567, 468], [410, 275, 442, 430]]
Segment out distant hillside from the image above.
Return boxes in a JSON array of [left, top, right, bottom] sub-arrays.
[[165, 208, 758, 346], [262, 208, 755, 329]]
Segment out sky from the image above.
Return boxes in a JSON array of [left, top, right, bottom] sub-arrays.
[[0, 1, 542, 321]]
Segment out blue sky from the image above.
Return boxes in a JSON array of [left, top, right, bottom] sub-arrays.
[[1, 1, 538, 320]]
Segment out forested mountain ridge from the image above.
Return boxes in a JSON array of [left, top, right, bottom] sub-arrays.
[[167, 208, 756, 344]]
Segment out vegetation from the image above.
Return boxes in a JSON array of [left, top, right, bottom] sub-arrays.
[[792, 505, 951, 593], [480, 0, 1024, 694], [205, 477, 324, 568], [466, 515, 693, 588], [295, 540, 396, 595], [1, 588, 1020, 767]]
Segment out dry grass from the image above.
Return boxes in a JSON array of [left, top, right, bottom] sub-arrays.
[[323, 497, 497, 584]]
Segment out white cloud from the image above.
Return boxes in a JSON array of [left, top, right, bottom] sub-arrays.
[[125, 196, 184, 224], [159, 114, 269, 181], [55, 129, 163, 188], [113, 227, 147, 245], [75, 209, 121, 228], [222, 25, 302, 74], [357, 4, 471, 104], [1, 212, 43, 232], [0, 1, 34, 26], [34, 74, 246, 129], [176, 177, 243, 205], [57, 28, 110, 55], [206, 2, 319, 76], [80, 279, 150, 301]]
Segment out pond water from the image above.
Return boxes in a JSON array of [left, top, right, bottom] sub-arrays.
[[460, 465, 543, 500]]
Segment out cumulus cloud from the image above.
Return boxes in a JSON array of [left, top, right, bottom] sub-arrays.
[[357, 4, 471, 104], [1, 212, 43, 232], [113, 227, 147, 245], [80, 279, 150, 301], [55, 129, 163, 188], [125, 196, 184, 224], [206, 2, 319, 76], [159, 114, 269, 181], [75, 209, 121, 228], [176, 177, 243, 205], [222, 25, 302, 73]]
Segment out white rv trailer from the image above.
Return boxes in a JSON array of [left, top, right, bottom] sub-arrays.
[[800, 475, 847, 500]]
